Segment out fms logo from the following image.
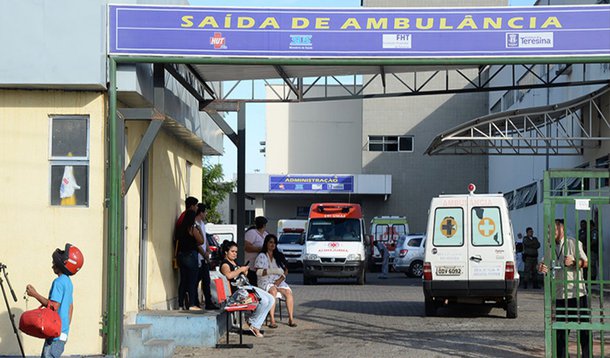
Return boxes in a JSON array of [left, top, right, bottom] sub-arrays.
[[210, 32, 227, 49], [506, 32, 554, 48], [289, 34, 313, 49]]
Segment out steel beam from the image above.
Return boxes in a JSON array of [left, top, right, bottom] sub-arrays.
[[236, 105, 246, 265], [124, 119, 163, 192], [274, 65, 300, 99], [106, 57, 121, 357], [201, 101, 240, 146]]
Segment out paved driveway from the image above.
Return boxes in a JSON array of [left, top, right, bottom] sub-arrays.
[[175, 272, 546, 358]]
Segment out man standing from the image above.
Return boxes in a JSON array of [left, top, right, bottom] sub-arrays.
[[195, 204, 219, 310], [375, 239, 390, 279], [539, 219, 590, 358], [522, 227, 540, 289]]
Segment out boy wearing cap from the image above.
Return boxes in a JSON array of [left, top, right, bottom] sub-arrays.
[[26, 244, 83, 358]]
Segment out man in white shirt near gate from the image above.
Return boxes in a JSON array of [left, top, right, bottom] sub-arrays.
[[538, 219, 591, 358]]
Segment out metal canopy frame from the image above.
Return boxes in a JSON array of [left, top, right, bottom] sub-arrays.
[[195, 63, 610, 103], [105, 54, 610, 357], [425, 84, 610, 156]]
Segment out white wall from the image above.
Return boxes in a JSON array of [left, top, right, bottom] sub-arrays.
[[266, 85, 363, 175]]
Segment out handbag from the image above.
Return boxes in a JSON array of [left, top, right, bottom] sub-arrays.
[[19, 304, 62, 339]]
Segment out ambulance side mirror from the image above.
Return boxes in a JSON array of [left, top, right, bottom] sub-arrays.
[[366, 234, 374, 247]]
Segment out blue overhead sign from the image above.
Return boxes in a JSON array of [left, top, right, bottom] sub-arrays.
[[270, 175, 354, 193], [108, 5, 610, 58]]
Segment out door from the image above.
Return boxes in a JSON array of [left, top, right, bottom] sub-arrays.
[[543, 170, 609, 358], [430, 205, 468, 283], [467, 200, 506, 288]]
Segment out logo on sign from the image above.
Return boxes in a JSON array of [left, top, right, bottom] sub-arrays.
[[289, 35, 313, 49], [210, 32, 227, 49], [506, 32, 554, 48], [506, 33, 519, 48], [382, 34, 412, 49]]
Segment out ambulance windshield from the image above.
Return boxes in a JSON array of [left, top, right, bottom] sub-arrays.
[[308, 218, 361, 242]]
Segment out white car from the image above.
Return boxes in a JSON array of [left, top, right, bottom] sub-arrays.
[[393, 234, 426, 277], [277, 231, 304, 265]]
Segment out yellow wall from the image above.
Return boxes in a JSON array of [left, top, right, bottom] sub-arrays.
[[0, 90, 204, 356], [122, 121, 203, 314], [0, 90, 105, 355], [146, 131, 203, 309]]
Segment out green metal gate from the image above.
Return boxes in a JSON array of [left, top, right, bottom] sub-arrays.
[[543, 169, 609, 358]]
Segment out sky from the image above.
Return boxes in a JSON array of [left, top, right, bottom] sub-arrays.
[[190, 0, 537, 179]]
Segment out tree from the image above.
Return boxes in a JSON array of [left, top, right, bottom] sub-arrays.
[[201, 162, 235, 224]]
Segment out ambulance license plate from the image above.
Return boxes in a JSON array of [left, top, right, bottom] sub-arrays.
[[436, 266, 462, 276]]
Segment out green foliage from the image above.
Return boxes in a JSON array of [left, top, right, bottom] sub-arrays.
[[201, 162, 235, 224]]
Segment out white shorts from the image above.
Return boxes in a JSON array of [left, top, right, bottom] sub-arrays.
[[263, 281, 291, 293]]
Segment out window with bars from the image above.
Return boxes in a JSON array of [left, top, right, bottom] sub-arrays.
[[49, 116, 89, 206], [514, 182, 538, 209], [503, 191, 515, 210], [368, 136, 414, 152]]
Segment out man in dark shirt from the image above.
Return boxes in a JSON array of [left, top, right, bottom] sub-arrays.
[[522, 227, 540, 289]]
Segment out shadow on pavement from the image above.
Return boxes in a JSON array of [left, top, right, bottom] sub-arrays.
[[299, 311, 542, 358], [301, 299, 509, 319]]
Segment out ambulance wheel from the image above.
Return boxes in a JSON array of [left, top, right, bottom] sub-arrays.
[[506, 295, 518, 319], [425, 298, 437, 317], [357, 269, 366, 285]]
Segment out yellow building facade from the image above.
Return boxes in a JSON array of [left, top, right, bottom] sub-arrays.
[[0, 89, 206, 356]]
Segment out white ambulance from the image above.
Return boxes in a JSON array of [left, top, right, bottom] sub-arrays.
[[422, 184, 519, 318], [302, 203, 369, 285]]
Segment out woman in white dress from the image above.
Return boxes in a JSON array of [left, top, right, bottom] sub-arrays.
[[255, 234, 297, 328]]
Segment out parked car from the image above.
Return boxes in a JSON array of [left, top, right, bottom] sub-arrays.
[[277, 219, 307, 266], [278, 230, 305, 266], [393, 234, 426, 277], [205, 233, 222, 270]]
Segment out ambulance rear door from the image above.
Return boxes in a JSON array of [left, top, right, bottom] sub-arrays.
[[467, 196, 507, 292]]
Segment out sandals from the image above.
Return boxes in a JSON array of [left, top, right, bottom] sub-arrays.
[[288, 320, 298, 327], [249, 326, 264, 338], [268, 322, 278, 329]]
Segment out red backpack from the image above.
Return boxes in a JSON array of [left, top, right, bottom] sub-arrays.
[[19, 304, 61, 339]]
